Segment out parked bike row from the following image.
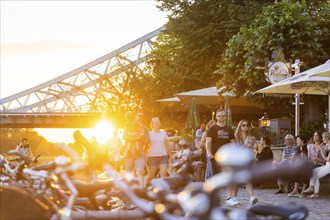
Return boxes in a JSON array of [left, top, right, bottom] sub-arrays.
[[0, 130, 315, 220]]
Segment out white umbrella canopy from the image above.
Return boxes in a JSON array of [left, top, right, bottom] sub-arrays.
[[156, 97, 181, 103], [255, 60, 330, 131], [256, 75, 329, 95], [256, 59, 329, 95], [175, 86, 261, 108], [175, 86, 223, 105], [307, 59, 330, 77]]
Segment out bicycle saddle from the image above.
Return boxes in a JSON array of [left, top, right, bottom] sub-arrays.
[[73, 180, 115, 197], [215, 143, 254, 168], [249, 203, 308, 220]]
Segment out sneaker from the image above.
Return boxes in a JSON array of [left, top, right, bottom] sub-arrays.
[[288, 192, 299, 197], [309, 193, 319, 198], [250, 196, 258, 205], [302, 188, 314, 194], [226, 197, 240, 206]]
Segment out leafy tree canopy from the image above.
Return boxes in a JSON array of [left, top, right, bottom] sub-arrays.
[[129, 0, 273, 119], [216, 0, 329, 101], [150, 0, 273, 96]]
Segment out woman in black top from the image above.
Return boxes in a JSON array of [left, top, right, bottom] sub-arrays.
[[255, 136, 273, 162], [288, 135, 309, 197]]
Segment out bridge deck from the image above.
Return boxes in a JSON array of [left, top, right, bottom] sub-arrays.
[[0, 113, 109, 128]]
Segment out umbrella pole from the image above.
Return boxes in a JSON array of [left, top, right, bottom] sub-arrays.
[[293, 60, 302, 136], [295, 94, 300, 136]]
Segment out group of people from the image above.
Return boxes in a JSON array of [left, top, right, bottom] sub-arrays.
[[198, 108, 264, 206], [14, 108, 330, 206], [195, 108, 330, 206], [274, 131, 330, 198], [120, 111, 172, 188]]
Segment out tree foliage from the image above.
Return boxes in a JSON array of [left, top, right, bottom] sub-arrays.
[[214, 0, 329, 123], [121, 0, 274, 126], [216, 0, 330, 98], [150, 0, 272, 94], [95, 0, 329, 128], [0, 128, 65, 156]]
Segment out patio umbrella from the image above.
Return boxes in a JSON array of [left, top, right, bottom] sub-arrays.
[[176, 86, 262, 109], [176, 86, 223, 106], [185, 98, 200, 136], [156, 97, 181, 107], [255, 60, 330, 131], [224, 95, 232, 126], [156, 97, 181, 103], [303, 59, 329, 77]]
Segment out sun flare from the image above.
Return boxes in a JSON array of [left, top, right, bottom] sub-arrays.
[[83, 120, 115, 145]]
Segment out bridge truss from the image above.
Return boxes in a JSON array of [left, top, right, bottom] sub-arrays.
[[0, 27, 165, 114]]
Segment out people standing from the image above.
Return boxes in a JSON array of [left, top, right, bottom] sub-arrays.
[[206, 108, 235, 205], [229, 120, 258, 206], [123, 111, 148, 186], [200, 119, 216, 179], [105, 129, 124, 172], [145, 117, 171, 187], [195, 123, 206, 140]]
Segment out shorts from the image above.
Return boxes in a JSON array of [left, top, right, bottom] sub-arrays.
[[147, 155, 169, 166], [125, 157, 145, 172]]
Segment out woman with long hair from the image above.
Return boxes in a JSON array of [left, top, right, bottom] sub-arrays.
[[255, 136, 274, 162], [227, 120, 258, 206], [308, 131, 327, 167], [303, 132, 330, 197], [287, 135, 308, 197]]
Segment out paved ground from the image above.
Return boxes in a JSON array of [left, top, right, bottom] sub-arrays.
[[216, 181, 330, 220]]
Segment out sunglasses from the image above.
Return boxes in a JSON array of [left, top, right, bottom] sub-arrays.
[[217, 114, 225, 117], [241, 124, 249, 127]]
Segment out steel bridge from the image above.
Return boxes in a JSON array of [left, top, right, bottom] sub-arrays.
[[0, 27, 165, 128]]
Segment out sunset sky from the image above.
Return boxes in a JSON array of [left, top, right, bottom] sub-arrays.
[[1, 1, 168, 143]]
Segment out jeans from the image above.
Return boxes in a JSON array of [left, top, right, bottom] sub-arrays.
[[310, 162, 330, 193]]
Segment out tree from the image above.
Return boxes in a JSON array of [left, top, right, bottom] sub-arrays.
[[215, 0, 330, 122], [0, 128, 67, 156], [151, 0, 272, 92], [123, 0, 274, 126]]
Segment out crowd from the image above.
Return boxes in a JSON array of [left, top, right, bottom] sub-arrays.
[[14, 107, 330, 208]]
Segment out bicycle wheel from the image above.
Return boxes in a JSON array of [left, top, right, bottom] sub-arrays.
[[0, 185, 56, 220]]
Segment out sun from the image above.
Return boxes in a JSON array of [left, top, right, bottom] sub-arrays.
[[84, 120, 115, 145]]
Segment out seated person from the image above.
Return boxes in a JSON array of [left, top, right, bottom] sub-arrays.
[[273, 134, 297, 194], [287, 135, 309, 197], [255, 136, 274, 162], [303, 132, 330, 198]]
